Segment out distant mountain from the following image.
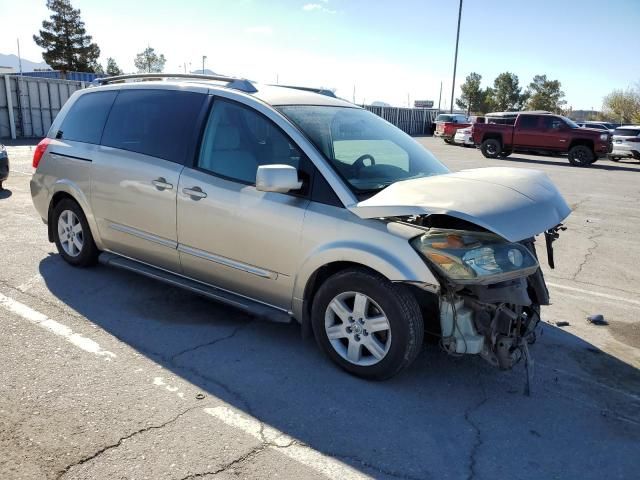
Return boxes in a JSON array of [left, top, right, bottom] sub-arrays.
[[0, 53, 50, 72]]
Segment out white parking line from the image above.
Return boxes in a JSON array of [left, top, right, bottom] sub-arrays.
[[547, 282, 640, 307], [0, 292, 116, 359], [204, 406, 370, 480]]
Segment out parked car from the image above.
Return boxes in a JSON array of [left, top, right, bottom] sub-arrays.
[[576, 121, 616, 133], [0, 144, 8, 190], [30, 73, 571, 379], [453, 127, 474, 146], [608, 125, 640, 161], [433, 114, 470, 143], [472, 111, 612, 166]]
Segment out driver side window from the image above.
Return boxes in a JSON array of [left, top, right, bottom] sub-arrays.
[[198, 99, 305, 184]]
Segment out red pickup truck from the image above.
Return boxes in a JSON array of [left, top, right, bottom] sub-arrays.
[[471, 112, 612, 166], [434, 114, 471, 143]]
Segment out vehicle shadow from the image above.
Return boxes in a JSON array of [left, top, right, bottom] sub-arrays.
[[38, 255, 640, 479], [501, 156, 640, 172], [0, 188, 12, 199]]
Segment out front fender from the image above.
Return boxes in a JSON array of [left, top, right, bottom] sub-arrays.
[[291, 239, 440, 320]]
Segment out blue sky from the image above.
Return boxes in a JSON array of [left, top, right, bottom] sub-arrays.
[[3, 0, 639, 109]]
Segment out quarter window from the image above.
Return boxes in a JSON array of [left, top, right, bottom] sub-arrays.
[[101, 89, 206, 164], [58, 91, 117, 144], [518, 116, 539, 129], [198, 99, 304, 185]]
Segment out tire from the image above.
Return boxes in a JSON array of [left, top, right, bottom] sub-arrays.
[[609, 156, 620, 162], [499, 149, 512, 158], [480, 138, 501, 158], [52, 198, 99, 267], [311, 268, 424, 380], [443, 138, 452, 144], [568, 145, 595, 166]]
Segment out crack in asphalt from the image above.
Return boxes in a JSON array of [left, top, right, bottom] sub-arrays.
[[56, 405, 203, 479], [572, 233, 601, 281], [170, 321, 253, 362], [177, 438, 300, 479], [464, 369, 488, 480]]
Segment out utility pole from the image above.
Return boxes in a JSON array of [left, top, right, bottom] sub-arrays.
[[437, 81, 442, 112], [450, 0, 463, 113], [353, 85, 356, 104], [202, 55, 207, 74], [17, 38, 23, 75]]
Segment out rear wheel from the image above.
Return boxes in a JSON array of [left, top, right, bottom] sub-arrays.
[[481, 138, 501, 158], [52, 198, 99, 267], [311, 268, 424, 380], [568, 145, 595, 166]]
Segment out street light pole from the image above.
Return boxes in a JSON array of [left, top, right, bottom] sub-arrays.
[[202, 55, 207, 74], [449, 0, 463, 113]]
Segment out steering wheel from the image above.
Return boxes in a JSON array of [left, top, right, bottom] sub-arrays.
[[353, 154, 376, 173]]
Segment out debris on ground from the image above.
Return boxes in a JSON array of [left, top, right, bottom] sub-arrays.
[[555, 321, 570, 327], [587, 314, 608, 326]]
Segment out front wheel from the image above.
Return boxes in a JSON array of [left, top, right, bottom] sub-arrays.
[[53, 198, 99, 267], [443, 138, 453, 144], [481, 138, 501, 158], [609, 156, 620, 162], [568, 145, 595, 166], [311, 269, 424, 380]]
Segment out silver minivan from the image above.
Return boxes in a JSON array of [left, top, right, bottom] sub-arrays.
[[30, 74, 571, 379]]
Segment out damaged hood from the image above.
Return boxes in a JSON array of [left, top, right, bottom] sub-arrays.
[[350, 167, 571, 241]]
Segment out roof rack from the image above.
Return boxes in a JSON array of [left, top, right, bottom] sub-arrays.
[[94, 73, 258, 93], [270, 84, 337, 98]]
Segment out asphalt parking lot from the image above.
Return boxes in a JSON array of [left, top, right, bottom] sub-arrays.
[[1, 137, 639, 480]]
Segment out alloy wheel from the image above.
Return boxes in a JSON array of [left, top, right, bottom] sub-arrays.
[[324, 291, 392, 366], [57, 210, 84, 257]]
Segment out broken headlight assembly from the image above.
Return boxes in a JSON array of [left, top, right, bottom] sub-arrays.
[[411, 229, 539, 285]]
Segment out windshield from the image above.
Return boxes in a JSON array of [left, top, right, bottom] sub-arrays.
[[562, 116, 579, 128], [278, 106, 449, 193]]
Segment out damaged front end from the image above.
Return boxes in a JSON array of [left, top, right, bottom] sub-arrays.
[[409, 225, 561, 375]]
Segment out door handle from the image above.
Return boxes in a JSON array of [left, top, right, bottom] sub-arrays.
[[152, 177, 173, 190], [182, 186, 207, 199]]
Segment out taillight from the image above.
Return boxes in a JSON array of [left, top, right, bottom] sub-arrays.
[[32, 138, 51, 169]]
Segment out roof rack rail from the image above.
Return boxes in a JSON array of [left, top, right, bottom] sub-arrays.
[[270, 84, 337, 98], [94, 73, 258, 93]]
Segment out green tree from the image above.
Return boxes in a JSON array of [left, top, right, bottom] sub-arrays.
[[456, 73, 486, 114], [489, 72, 527, 111], [33, 0, 101, 72], [106, 57, 123, 76], [525, 75, 566, 113], [134, 47, 166, 73], [602, 87, 640, 124]]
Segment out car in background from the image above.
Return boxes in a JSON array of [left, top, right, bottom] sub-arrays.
[[576, 121, 616, 133], [453, 126, 473, 146], [472, 111, 611, 166], [0, 144, 8, 190], [609, 125, 640, 161], [433, 114, 470, 143]]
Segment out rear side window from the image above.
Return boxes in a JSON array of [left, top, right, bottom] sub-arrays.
[[613, 128, 640, 137], [101, 89, 206, 164], [518, 116, 539, 129], [58, 91, 117, 144]]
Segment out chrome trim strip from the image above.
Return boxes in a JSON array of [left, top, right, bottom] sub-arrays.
[[107, 222, 177, 249], [178, 244, 277, 280], [102, 249, 292, 315]]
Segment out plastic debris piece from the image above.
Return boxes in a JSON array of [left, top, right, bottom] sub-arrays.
[[587, 314, 608, 326], [555, 321, 570, 327], [196, 393, 205, 400]]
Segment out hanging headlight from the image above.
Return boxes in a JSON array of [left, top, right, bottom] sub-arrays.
[[411, 229, 539, 284]]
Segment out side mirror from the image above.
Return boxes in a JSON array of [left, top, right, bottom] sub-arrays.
[[256, 165, 302, 193]]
